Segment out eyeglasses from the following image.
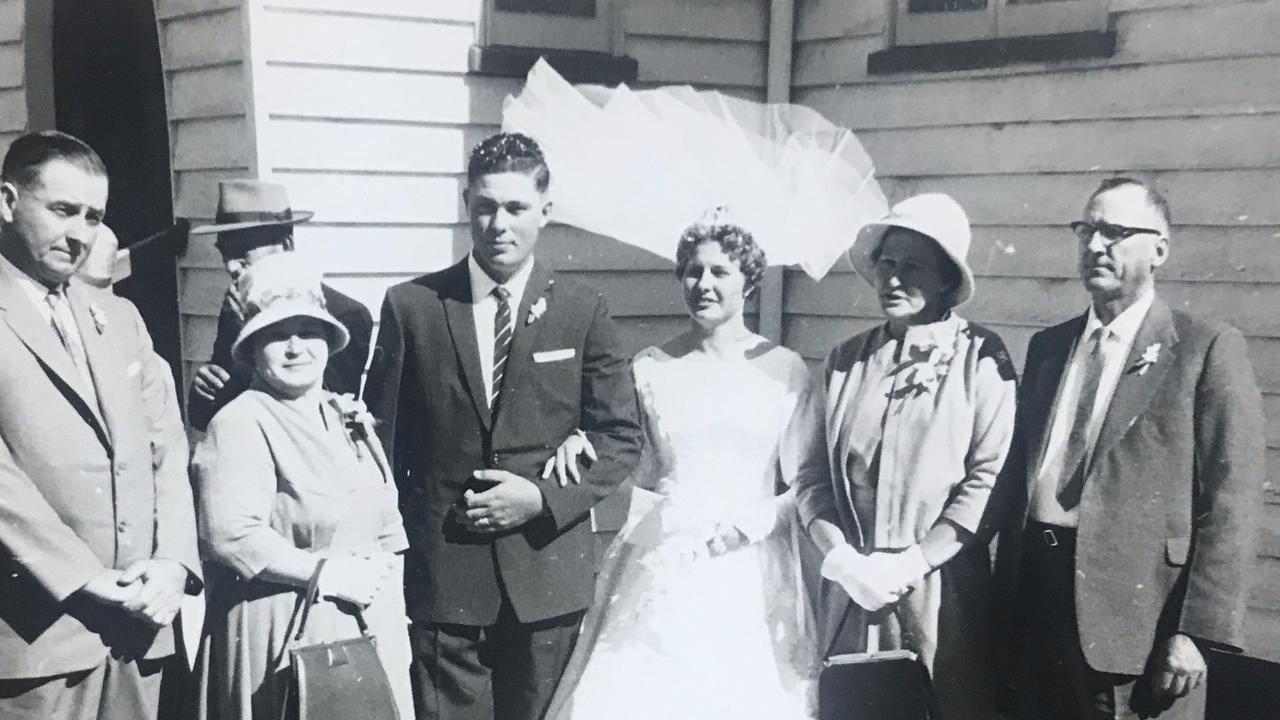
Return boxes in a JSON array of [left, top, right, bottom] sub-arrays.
[[1069, 220, 1163, 246]]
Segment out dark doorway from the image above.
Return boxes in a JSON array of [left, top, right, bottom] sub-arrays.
[[50, 0, 182, 398]]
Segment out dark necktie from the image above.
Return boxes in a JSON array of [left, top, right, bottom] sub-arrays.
[[491, 286, 513, 408], [1056, 327, 1108, 510]]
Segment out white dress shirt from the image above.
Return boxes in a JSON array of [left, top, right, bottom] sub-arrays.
[[1030, 290, 1155, 526], [468, 254, 535, 403]]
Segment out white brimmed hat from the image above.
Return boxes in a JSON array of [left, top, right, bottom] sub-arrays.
[[229, 253, 349, 364], [847, 193, 975, 306]]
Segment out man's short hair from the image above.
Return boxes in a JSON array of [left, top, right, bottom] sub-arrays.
[[1088, 176, 1172, 229], [466, 132, 550, 192], [1, 130, 107, 189]]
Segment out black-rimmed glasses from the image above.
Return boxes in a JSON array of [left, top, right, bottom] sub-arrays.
[[1069, 220, 1163, 246]]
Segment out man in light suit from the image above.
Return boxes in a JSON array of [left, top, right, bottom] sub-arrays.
[[994, 177, 1265, 719], [364, 132, 642, 720], [0, 131, 201, 719]]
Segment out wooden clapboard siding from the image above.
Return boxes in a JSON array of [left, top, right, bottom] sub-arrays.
[[0, 0, 28, 156], [160, 0, 257, 393], [790, 0, 1280, 660]]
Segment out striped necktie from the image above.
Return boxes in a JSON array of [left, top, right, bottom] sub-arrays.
[[491, 286, 513, 408], [1056, 327, 1109, 510]]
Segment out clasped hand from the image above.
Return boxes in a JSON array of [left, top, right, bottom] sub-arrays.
[[78, 559, 190, 628], [457, 470, 547, 533], [821, 544, 931, 612]]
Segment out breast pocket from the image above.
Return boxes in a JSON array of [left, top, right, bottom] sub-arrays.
[[531, 347, 581, 415]]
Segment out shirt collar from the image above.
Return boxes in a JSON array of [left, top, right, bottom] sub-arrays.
[[0, 251, 63, 310], [467, 253, 535, 304], [1083, 287, 1155, 345]]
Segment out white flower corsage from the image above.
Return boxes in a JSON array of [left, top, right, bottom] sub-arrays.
[[1133, 342, 1162, 375], [527, 296, 548, 326], [328, 394, 387, 472], [88, 302, 108, 334]]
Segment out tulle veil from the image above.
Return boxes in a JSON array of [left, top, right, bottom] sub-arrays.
[[502, 59, 888, 279]]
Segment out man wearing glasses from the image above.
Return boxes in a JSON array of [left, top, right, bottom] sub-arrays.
[[994, 177, 1265, 719]]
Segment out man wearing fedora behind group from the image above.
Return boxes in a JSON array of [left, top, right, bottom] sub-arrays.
[[187, 180, 373, 430], [994, 177, 1265, 719]]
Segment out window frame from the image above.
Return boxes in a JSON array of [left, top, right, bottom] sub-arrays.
[[893, 0, 1110, 48]]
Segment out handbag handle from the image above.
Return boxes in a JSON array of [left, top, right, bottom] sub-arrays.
[[273, 558, 372, 671]]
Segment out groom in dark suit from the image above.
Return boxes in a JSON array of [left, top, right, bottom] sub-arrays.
[[364, 133, 642, 720], [994, 178, 1265, 719]]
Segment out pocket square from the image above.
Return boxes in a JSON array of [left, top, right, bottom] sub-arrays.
[[533, 348, 576, 363]]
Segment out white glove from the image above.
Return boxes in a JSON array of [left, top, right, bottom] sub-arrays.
[[862, 545, 932, 596], [820, 544, 901, 612]]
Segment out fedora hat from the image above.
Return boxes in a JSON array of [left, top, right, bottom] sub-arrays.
[[229, 252, 349, 365], [848, 193, 975, 306], [189, 180, 314, 236]]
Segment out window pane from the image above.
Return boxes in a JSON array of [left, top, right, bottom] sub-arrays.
[[494, 0, 597, 17], [907, 0, 988, 11]]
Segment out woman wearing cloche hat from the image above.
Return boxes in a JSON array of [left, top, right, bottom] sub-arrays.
[[191, 252, 412, 720], [789, 193, 1018, 720]]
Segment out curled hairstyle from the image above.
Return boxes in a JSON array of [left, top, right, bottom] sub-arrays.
[[1088, 176, 1172, 229], [466, 132, 550, 192], [674, 208, 767, 296], [2, 130, 107, 189]]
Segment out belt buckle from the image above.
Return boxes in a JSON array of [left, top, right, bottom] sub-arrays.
[[1042, 528, 1059, 547]]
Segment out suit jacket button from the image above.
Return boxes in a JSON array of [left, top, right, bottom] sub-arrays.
[[117, 519, 129, 532], [490, 454, 500, 466]]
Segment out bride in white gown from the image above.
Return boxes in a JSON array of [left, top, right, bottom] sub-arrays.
[[544, 210, 820, 720]]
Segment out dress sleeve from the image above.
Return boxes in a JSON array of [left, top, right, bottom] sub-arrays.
[[193, 406, 319, 586], [939, 332, 1018, 539], [784, 355, 839, 531]]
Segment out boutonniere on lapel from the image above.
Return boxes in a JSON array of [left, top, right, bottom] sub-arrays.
[[526, 280, 553, 326], [88, 302, 108, 334], [1132, 342, 1162, 375]]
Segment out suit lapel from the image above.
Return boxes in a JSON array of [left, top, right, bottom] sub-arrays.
[[493, 262, 552, 424], [0, 266, 111, 446], [1089, 298, 1178, 470], [440, 260, 492, 430], [69, 283, 125, 447]]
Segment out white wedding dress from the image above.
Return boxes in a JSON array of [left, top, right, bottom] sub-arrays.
[[546, 344, 820, 720]]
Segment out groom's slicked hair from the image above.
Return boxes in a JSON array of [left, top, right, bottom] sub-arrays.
[[466, 132, 550, 192]]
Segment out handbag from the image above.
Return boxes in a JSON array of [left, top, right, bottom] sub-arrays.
[[819, 604, 936, 720], [276, 558, 400, 720]]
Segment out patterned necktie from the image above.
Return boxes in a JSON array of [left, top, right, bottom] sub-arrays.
[[1056, 327, 1108, 510], [45, 287, 96, 395], [491, 286, 513, 408]]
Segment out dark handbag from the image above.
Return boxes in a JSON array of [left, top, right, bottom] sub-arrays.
[[277, 558, 400, 720], [819, 604, 936, 720]]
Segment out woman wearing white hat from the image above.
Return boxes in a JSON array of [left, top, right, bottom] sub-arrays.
[[191, 253, 412, 720], [788, 193, 1018, 720]]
